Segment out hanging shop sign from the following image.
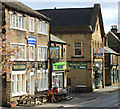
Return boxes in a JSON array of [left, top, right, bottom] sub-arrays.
[[38, 63, 48, 69], [69, 63, 87, 69], [50, 47, 59, 60], [12, 64, 26, 70], [27, 36, 36, 45], [94, 48, 103, 56], [53, 62, 67, 71]]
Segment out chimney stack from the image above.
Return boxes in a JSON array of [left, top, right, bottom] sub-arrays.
[[111, 25, 118, 34]]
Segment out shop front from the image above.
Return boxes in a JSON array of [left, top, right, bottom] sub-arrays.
[[52, 62, 67, 90], [93, 62, 103, 89], [111, 66, 118, 84]]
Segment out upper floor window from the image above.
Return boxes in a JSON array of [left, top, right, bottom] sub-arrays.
[[29, 45, 35, 61], [10, 13, 26, 30], [29, 17, 35, 32], [37, 20, 48, 35], [11, 43, 26, 61], [74, 42, 82, 56], [37, 46, 48, 61]]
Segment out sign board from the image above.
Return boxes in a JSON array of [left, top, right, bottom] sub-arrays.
[[12, 64, 26, 70], [94, 48, 103, 56], [27, 36, 36, 45], [53, 62, 67, 71], [50, 47, 59, 60], [69, 63, 87, 69]]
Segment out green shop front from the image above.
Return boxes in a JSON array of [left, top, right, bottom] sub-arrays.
[[52, 62, 67, 90]]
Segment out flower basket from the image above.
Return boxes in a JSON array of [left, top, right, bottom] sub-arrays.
[[7, 101, 17, 107]]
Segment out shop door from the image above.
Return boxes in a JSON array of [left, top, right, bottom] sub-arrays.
[[29, 72, 35, 95]]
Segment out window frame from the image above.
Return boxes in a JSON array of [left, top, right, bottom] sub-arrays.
[[73, 41, 83, 57], [9, 12, 26, 31], [10, 43, 26, 61], [29, 45, 35, 61], [29, 17, 35, 32], [11, 71, 27, 97], [37, 45, 48, 61], [37, 19, 48, 35], [37, 69, 48, 91]]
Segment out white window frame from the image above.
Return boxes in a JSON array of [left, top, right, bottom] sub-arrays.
[[9, 12, 26, 31], [11, 71, 27, 97], [29, 17, 35, 32], [37, 45, 48, 61], [37, 69, 48, 91], [73, 42, 82, 57], [10, 43, 26, 61], [37, 19, 48, 35], [29, 45, 35, 61]]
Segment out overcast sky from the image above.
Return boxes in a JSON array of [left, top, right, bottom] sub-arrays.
[[18, 0, 119, 34]]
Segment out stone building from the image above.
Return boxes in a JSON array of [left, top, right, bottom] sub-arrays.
[[37, 4, 105, 92], [50, 34, 67, 90], [1, 0, 50, 106], [104, 46, 119, 86]]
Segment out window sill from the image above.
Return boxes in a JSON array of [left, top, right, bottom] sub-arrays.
[[11, 59, 26, 61], [12, 92, 27, 97], [37, 32, 48, 36], [29, 30, 35, 33], [10, 26, 26, 32], [71, 56, 84, 58]]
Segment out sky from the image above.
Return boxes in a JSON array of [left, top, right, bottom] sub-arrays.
[[18, 0, 119, 34]]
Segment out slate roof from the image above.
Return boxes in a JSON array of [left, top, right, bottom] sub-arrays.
[[115, 33, 120, 40], [37, 4, 105, 36], [104, 46, 118, 55], [0, 0, 50, 21], [37, 8, 93, 27], [50, 34, 67, 44]]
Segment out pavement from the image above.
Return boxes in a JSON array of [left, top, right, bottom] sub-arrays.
[[94, 82, 120, 93]]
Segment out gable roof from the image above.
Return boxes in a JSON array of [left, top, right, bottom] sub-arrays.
[[107, 31, 120, 42], [0, 0, 50, 21], [104, 46, 118, 55], [37, 4, 105, 36], [115, 33, 120, 40], [50, 34, 67, 44]]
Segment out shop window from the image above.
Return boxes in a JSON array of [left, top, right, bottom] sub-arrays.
[[11, 43, 26, 61], [10, 13, 26, 30], [74, 42, 82, 57], [37, 70, 48, 91], [11, 72, 26, 97], [29, 17, 35, 32], [37, 46, 48, 61], [37, 20, 48, 35], [29, 45, 35, 61], [52, 73, 63, 89]]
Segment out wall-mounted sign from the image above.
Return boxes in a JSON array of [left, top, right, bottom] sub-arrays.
[[50, 47, 59, 60], [38, 63, 48, 69], [69, 63, 87, 69], [12, 64, 26, 70], [27, 36, 36, 45], [94, 48, 103, 56], [53, 62, 67, 71]]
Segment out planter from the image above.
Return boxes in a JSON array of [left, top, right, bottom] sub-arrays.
[[7, 102, 17, 107]]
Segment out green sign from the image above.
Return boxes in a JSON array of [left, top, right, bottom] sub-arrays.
[[69, 63, 87, 69], [12, 64, 26, 70], [53, 62, 67, 71]]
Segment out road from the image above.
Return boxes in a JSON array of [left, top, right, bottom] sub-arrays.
[[2, 90, 120, 109]]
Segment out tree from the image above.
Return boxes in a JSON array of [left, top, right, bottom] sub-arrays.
[[0, 24, 20, 78]]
